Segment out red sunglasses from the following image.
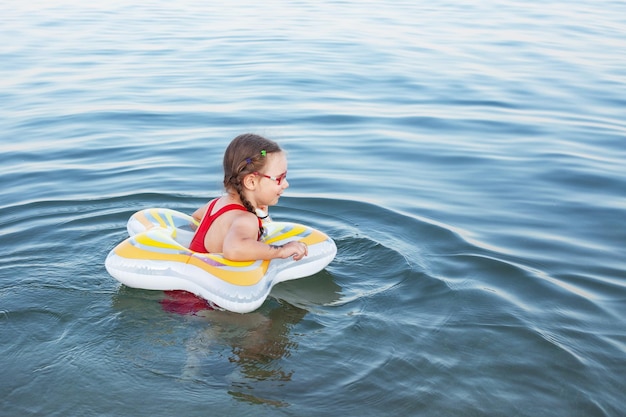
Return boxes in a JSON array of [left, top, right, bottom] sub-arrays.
[[254, 171, 287, 185]]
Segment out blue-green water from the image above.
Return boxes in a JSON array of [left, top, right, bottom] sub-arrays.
[[1, 1, 625, 416]]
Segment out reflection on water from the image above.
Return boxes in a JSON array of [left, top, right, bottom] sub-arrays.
[[185, 303, 305, 407], [111, 271, 341, 407]]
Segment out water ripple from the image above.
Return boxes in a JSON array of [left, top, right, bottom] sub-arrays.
[[2, 0, 625, 415]]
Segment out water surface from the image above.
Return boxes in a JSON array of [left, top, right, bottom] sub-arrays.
[[1, 1, 625, 416]]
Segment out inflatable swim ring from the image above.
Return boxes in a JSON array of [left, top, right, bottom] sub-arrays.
[[105, 208, 337, 313]]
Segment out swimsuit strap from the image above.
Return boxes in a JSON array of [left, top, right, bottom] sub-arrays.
[[206, 198, 219, 214], [208, 203, 247, 220], [207, 203, 263, 239], [189, 199, 263, 253]]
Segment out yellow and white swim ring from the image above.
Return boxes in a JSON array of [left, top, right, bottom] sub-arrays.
[[105, 208, 337, 313]]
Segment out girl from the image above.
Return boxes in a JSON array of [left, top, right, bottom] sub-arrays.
[[189, 133, 308, 262]]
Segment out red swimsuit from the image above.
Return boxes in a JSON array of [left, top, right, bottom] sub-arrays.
[[188, 199, 262, 253]]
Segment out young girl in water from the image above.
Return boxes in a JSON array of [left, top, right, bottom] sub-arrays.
[[189, 133, 308, 262]]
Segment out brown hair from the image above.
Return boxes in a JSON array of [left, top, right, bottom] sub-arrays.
[[223, 133, 282, 216]]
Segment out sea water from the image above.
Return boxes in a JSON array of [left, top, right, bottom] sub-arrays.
[[1, 1, 625, 416]]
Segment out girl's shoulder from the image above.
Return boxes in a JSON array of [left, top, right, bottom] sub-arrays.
[[210, 196, 247, 215]]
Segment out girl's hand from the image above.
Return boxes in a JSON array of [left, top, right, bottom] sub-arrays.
[[279, 241, 308, 261]]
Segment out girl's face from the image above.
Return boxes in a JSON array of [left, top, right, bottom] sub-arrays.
[[253, 151, 289, 207]]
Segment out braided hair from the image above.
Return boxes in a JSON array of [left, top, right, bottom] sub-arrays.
[[223, 133, 282, 234]]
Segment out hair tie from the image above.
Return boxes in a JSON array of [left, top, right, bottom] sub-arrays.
[[245, 158, 252, 164], [260, 149, 267, 157]]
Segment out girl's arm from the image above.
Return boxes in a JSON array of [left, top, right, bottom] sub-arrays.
[[192, 203, 209, 223], [221, 213, 307, 261]]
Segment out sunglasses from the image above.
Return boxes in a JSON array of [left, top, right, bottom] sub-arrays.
[[255, 171, 287, 185]]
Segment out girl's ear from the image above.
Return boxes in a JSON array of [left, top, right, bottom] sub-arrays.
[[242, 172, 257, 190]]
